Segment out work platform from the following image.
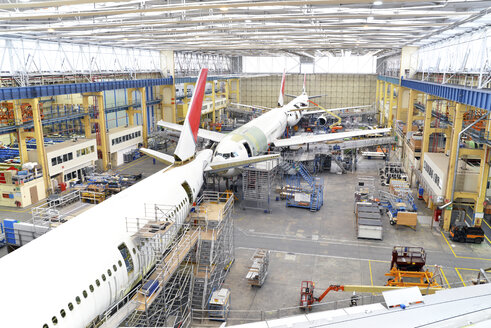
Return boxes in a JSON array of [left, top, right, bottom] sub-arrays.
[[133, 227, 200, 312], [99, 192, 235, 328]]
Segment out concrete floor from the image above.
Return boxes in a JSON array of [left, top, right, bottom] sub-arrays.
[[223, 158, 491, 325], [2, 155, 491, 325]]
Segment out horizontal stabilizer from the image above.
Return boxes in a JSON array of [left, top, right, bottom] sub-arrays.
[[273, 128, 392, 147], [139, 148, 175, 166], [158, 120, 225, 143], [205, 153, 280, 172], [308, 94, 329, 99]]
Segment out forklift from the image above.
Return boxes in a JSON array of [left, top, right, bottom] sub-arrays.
[[449, 225, 485, 244]]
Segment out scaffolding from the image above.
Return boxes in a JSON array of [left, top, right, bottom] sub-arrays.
[[122, 203, 200, 328], [241, 159, 278, 213], [188, 191, 235, 323]]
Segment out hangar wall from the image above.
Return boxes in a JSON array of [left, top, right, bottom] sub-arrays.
[[240, 74, 377, 108]]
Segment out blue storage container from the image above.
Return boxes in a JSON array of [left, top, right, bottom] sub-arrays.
[[142, 279, 159, 297], [3, 219, 18, 244]]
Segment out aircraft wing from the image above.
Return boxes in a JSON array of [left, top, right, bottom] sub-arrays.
[[230, 103, 273, 111], [302, 105, 372, 115], [139, 148, 175, 166], [272, 128, 391, 147], [157, 120, 225, 143], [205, 153, 280, 172]]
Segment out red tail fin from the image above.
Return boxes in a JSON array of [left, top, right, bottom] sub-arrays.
[[302, 73, 307, 94], [278, 69, 286, 107], [174, 68, 208, 162]]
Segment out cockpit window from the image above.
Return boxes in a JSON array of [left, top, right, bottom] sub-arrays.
[[232, 152, 239, 158]]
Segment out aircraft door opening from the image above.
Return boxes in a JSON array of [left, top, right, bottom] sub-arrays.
[[242, 142, 252, 157], [181, 181, 193, 204]]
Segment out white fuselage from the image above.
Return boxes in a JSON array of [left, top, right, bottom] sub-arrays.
[[0, 149, 212, 328], [213, 94, 310, 177]]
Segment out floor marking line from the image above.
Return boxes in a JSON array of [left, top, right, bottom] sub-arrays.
[[455, 268, 466, 287], [455, 267, 480, 271], [440, 231, 457, 258], [440, 231, 491, 261], [369, 260, 374, 286], [117, 155, 148, 171], [440, 267, 450, 289], [235, 246, 391, 263]]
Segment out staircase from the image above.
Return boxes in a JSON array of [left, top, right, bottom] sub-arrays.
[[278, 160, 296, 175], [284, 162, 324, 212], [332, 156, 347, 174], [292, 162, 314, 187]]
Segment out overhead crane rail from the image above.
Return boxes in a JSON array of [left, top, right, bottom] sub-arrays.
[[378, 75, 491, 111]]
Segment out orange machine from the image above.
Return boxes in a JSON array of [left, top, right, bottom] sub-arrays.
[[299, 281, 344, 310]]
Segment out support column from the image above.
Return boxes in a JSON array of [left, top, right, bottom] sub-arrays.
[[13, 100, 28, 164], [225, 80, 230, 103], [375, 80, 381, 110], [230, 79, 240, 104], [96, 92, 109, 171], [31, 98, 51, 194], [443, 102, 466, 231], [420, 98, 434, 171], [139, 87, 148, 148], [211, 81, 216, 124], [160, 85, 176, 123], [474, 147, 489, 227], [388, 83, 395, 129], [406, 89, 417, 134], [82, 95, 92, 138], [382, 82, 388, 125], [127, 89, 135, 126], [396, 86, 404, 123]]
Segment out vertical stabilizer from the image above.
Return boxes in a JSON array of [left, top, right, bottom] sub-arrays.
[[174, 68, 208, 162], [277, 69, 286, 107], [302, 73, 307, 94]]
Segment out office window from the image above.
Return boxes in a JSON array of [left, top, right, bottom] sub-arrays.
[[77, 150, 81, 157], [91, 146, 95, 152], [63, 154, 68, 162], [68, 153, 73, 160], [57, 156, 63, 164], [52, 158, 57, 166]]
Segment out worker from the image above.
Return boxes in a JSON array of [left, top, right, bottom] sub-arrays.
[[350, 292, 360, 307]]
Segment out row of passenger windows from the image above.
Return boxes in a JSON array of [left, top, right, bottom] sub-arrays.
[[42, 247, 137, 328], [111, 131, 141, 146]]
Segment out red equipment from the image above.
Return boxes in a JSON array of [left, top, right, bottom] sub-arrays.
[[299, 281, 344, 310]]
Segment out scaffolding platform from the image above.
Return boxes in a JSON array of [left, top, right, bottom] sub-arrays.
[[187, 191, 235, 322], [241, 159, 278, 213], [134, 227, 200, 312]]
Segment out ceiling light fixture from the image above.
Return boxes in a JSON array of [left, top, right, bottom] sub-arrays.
[[220, 7, 229, 12], [367, 16, 374, 21], [47, 28, 55, 32], [373, 1, 383, 5], [245, 19, 252, 23]]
